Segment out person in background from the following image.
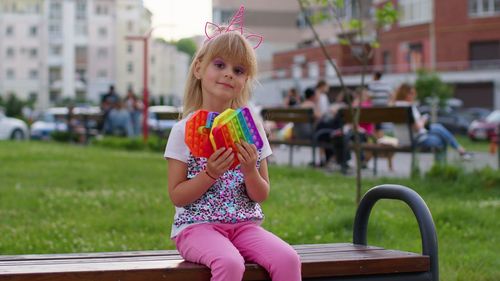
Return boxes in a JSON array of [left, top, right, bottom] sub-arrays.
[[283, 88, 301, 108], [392, 83, 472, 160], [104, 100, 134, 137], [315, 80, 331, 117], [367, 71, 392, 107], [100, 85, 119, 132], [124, 89, 142, 137]]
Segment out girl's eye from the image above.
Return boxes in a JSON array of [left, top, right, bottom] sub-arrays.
[[213, 60, 225, 69], [234, 66, 246, 75]]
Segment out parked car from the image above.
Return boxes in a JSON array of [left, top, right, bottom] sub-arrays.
[[30, 106, 100, 140], [418, 106, 470, 135], [468, 110, 500, 141], [147, 105, 180, 133], [0, 111, 29, 140]]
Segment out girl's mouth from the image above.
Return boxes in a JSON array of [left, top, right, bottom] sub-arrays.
[[217, 82, 234, 89]]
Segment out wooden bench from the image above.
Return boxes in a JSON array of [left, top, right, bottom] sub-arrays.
[[261, 107, 335, 166], [0, 184, 439, 281], [53, 112, 103, 144], [340, 107, 447, 175]]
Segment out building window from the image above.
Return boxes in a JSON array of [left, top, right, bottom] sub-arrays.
[[29, 69, 39, 79], [49, 1, 62, 19], [407, 42, 424, 71], [308, 62, 319, 78], [292, 64, 302, 79], [127, 21, 134, 32], [6, 69, 15, 79], [470, 40, 500, 69], [469, 0, 500, 16], [6, 25, 14, 36], [97, 47, 108, 58], [96, 4, 108, 15], [127, 62, 134, 73], [6, 47, 15, 58], [50, 45, 62, 56], [76, 0, 86, 20], [97, 70, 108, 78], [29, 48, 38, 58], [49, 24, 62, 37], [29, 26, 38, 37], [325, 60, 337, 77], [399, 0, 432, 26], [98, 27, 107, 38], [127, 44, 133, 53], [383, 50, 392, 73]]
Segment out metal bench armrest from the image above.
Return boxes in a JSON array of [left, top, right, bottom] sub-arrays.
[[353, 184, 439, 281]]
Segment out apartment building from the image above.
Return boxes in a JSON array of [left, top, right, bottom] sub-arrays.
[[149, 39, 189, 106], [0, 0, 48, 108], [0, 0, 189, 109]]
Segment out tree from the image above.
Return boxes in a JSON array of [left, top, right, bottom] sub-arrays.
[[298, 0, 397, 203], [415, 69, 453, 108], [175, 38, 197, 59]]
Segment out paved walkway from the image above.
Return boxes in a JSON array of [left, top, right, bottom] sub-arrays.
[[269, 145, 498, 178]]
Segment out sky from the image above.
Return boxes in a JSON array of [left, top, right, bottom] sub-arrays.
[[142, 0, 212, 41]]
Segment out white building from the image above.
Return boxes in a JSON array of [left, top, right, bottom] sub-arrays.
[[0, 0, 189, 109], [150, 39, 189, 106], [0, 0, 48, 108]]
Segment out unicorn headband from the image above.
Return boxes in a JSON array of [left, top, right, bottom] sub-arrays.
[[204, 5, 264, 49]]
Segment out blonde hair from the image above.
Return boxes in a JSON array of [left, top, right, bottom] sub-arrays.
[[182, 31, 258, 118]]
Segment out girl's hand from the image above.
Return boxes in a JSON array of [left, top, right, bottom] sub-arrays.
[[206, 148, 234, 179], [236, 142, 258, 175]]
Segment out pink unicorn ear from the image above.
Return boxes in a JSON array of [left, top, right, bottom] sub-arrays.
[[246, 34, 264, 49], [205, 22, 222, 40], [226, 5, 245, 35]]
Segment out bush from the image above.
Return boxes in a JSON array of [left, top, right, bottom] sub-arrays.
[[51, 131, 79, 143], [91, 136, 146, 151], [473, 166, 500, 189], [425, 164, 464, 181]]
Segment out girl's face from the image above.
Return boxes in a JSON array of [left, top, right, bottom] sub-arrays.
[[196, 57, 248, 102]]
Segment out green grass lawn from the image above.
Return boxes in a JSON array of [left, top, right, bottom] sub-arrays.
[[455, 135, 491, 153], [0, 141, 498, 281]]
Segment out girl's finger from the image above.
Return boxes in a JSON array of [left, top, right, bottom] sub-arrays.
[[214, 148, 232, 164], [236, 143, 249, 160], [209, 148, 226, 161], [237, 153, 245, 163]]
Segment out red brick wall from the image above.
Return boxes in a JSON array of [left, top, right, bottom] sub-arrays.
[[375, 0, 500, 71]]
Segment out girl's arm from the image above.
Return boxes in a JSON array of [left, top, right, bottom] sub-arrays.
[[236, 142, 270, 203], [168, 148, 234, 207]]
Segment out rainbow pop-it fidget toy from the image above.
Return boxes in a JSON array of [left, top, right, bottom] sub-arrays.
[[185, 107, 263, 168], [210, 107, 263, 167], [185, 110, 218, 158]]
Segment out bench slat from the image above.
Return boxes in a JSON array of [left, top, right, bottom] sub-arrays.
[[0, 244, 429, 281]]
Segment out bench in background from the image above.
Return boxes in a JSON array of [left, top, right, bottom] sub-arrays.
[[0, 184, 438, 281], [340, 106, 447, 175], [261, 107, 333, 166]]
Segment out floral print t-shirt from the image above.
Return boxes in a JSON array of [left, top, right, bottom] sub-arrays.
[[164, 114, 272, 238]]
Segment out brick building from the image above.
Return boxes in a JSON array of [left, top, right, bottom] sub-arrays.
[[263, 0, 500, 109]]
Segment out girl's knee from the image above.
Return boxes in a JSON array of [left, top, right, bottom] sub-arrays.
[[272, 246, 301, 269], [211, 255, 246, 279]]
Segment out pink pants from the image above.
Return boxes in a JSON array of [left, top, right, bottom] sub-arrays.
[[174, 221, 301, 281]]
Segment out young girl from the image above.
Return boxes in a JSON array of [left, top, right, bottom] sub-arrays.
[[164, 31, 301, 280]]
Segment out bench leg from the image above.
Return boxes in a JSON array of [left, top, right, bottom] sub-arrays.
[[373, 152, 378, 176], [289, 144, 294, 166]]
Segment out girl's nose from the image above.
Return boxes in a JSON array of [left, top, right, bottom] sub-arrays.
[[224, 71, 233, 79]]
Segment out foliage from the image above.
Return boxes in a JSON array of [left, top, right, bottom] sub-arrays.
[[298, 0, 398, 203], [91, 134, 169, 152], [415, 69, 453, 107], [0, 142, 499, 280], [51, 131, 80, 143], [175, 38, 197, 59]]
